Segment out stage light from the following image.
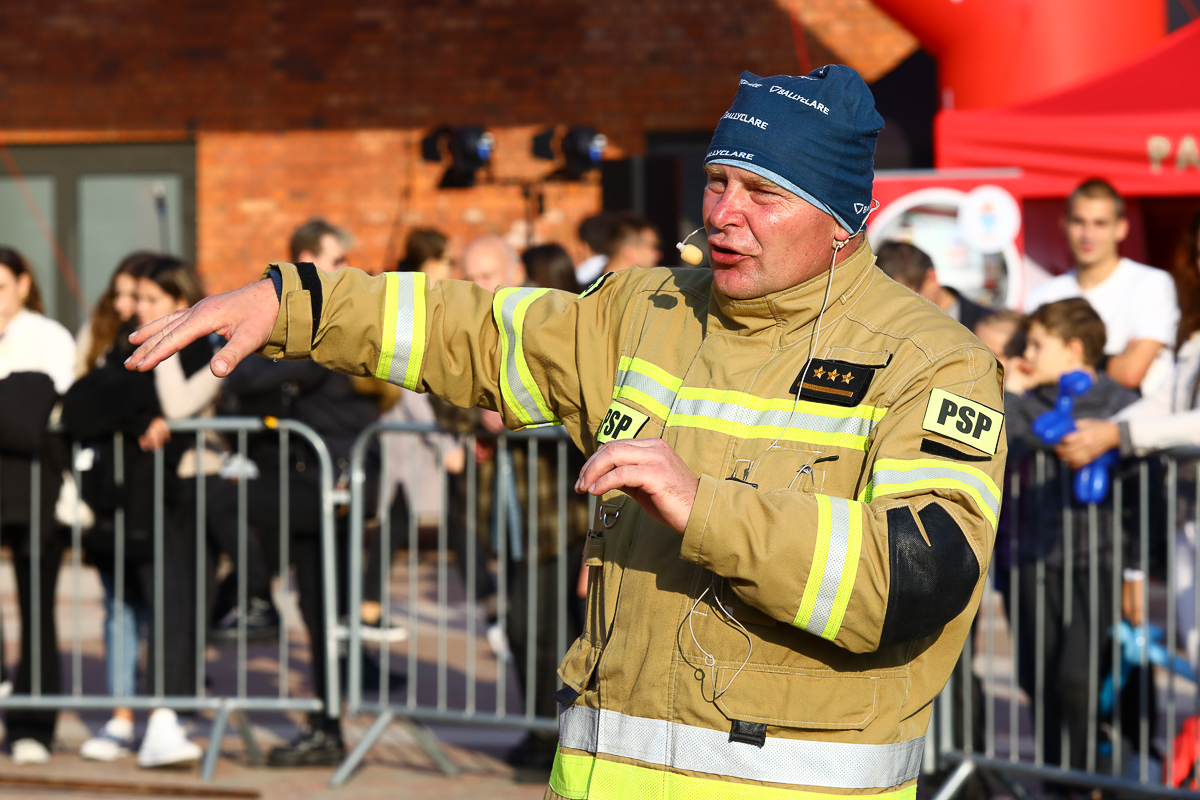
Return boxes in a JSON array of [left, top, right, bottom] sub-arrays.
[[532, 126, 608, 180], [421, 126, 495, 188]]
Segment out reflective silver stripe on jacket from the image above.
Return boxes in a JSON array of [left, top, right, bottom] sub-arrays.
[[558, 704, 924, 789]]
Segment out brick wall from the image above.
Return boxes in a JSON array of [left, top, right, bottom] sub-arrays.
[[0, 0, 893, 290]]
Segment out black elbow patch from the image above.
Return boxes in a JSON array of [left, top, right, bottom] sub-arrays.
[[878, 503, 979, 648]]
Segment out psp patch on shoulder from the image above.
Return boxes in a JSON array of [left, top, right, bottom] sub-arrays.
[[921, 388, 1003, 455], [790, 358, 875, 407], [595, 401, 649, 444], [578, 271, 613, 299]]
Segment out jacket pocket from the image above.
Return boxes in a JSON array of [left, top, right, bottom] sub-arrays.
[[714, 667, 904, 731]]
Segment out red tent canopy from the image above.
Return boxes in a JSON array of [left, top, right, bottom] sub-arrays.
[[935, 20, 1200, 198]]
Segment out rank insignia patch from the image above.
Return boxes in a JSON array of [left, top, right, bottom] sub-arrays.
[[790, 359, 875, 407]]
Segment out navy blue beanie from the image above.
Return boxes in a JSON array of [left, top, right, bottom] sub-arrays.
[[705, 65, 884, 233]]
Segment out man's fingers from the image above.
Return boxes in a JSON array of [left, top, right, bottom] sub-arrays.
[[211, 338, 248, 377], [128, 311, 180, 345], [126, 312, 198, 371], [575, 440, 663, 492]]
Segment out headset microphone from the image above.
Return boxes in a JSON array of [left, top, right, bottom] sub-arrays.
[[676, 228, 706, 266]]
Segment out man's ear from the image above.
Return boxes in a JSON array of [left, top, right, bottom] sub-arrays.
[[1115, 216, 1130, 244]]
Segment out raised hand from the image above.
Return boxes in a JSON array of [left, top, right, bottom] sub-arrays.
[[126, 279, 280, 377]]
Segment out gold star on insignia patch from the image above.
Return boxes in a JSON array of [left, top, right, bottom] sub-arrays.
[[842, 372, 854, 383], [827, 369, 839, 381], [812, 366, 825, 379]]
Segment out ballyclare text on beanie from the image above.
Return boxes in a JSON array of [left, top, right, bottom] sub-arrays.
[[705, 65, 884, 233]]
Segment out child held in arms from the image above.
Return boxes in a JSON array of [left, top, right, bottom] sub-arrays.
[[1005, 297, 1141, 773]]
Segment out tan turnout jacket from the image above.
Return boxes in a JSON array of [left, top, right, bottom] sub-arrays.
[[261, 240, 1006, 800]]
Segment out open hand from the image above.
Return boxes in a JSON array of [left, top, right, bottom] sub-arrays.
[[1055, 418, 1120, 469], [575, 438, 698, 533], [126, 279, 280, 377]]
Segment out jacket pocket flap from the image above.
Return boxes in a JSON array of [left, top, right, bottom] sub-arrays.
[[714, 668, 884, 730]]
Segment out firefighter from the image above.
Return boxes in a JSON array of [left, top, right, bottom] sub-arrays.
[[129, 65, 1005, 800]]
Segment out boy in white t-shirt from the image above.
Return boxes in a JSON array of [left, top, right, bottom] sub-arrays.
[[1027, 179, 1178, 396]]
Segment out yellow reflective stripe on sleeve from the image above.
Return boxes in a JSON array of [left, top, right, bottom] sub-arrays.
[[863, 458, 1001, 528], [375, 271, 426, 390], [793, 495, 862, 640], [494, 287, 561, 427], [552, 748, 918, 800]]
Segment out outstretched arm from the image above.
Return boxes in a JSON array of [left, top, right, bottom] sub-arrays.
[[127, 279, 279, 377]]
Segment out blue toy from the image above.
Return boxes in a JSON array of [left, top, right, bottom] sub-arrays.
[[1031, 370, 1120, 504], [1099, 620, 1195, 716]]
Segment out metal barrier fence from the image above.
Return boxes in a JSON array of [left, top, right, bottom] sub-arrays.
[[0, 417, 339, 780], [332, 421, 584, 786], [929, 448, 1200, 800]]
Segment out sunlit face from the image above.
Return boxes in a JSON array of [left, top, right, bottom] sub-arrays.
[[702, 164, 848, 299], [0, 264, 32, 323], [464, 246, 524, 293], [421, 255, 454, 285], [1024, 322, 1084, 387], [112, 273, 139, 323], [615, 229, 662, 271], [1064, 196, 1127, 269], [306, 233, 349, 273], [136, 278, 188, 327]]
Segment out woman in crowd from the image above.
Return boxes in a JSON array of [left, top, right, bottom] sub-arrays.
[[0, 247, 76, 764], [64, 255, 222, 768], [369, 229, 462, 631], [68, 252, 158, 762]]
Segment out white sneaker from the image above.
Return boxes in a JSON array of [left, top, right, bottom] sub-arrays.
[[137, 709, 202, 768], [81, 716, 135, 761], [11, 738, 50, 765], [486, 622, 511, 660]]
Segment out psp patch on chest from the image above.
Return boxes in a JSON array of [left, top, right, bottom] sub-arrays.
[[790, 359, 875, 407], [922, 388, 1004, 455], [596, 401, 649, 444]]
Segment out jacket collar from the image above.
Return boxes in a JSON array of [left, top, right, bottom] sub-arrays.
[[706, 238, 875, 342]]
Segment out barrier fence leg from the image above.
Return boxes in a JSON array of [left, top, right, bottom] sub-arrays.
[[403, 717, 459, 778], [233, 709, 263, 767], [329, 709, 394, 787], [201, 702, 232, 781], [930, 758, 975, 800]]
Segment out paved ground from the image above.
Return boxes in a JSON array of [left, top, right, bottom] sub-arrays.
[[0, 550, 1192, 798]]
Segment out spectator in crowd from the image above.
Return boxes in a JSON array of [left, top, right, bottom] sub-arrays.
[[395, 227, 453, 285], [1057, 210, 1200, 665], [1005, 297, 1140, 774], [522, 243, 579, 293], [574, 212, 611, 287], [368, 227, 466, 635], [496, 242, 589, 769], [876, 240, 991, 331], [64, 255, 221, 768], [462, 234, 526, 291], [214, 219, 385, 767], [70, 252, 156, 763], [974, 309, 1032, 392], [0, 247, 75, 765], [290, 218, 350, 273], [1027, 179, 1179, 394], [602, 211, 661, 274]]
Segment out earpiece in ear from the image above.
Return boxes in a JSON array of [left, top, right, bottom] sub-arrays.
[[676, 228, 706, 265], [832, 238, 848, 251]]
